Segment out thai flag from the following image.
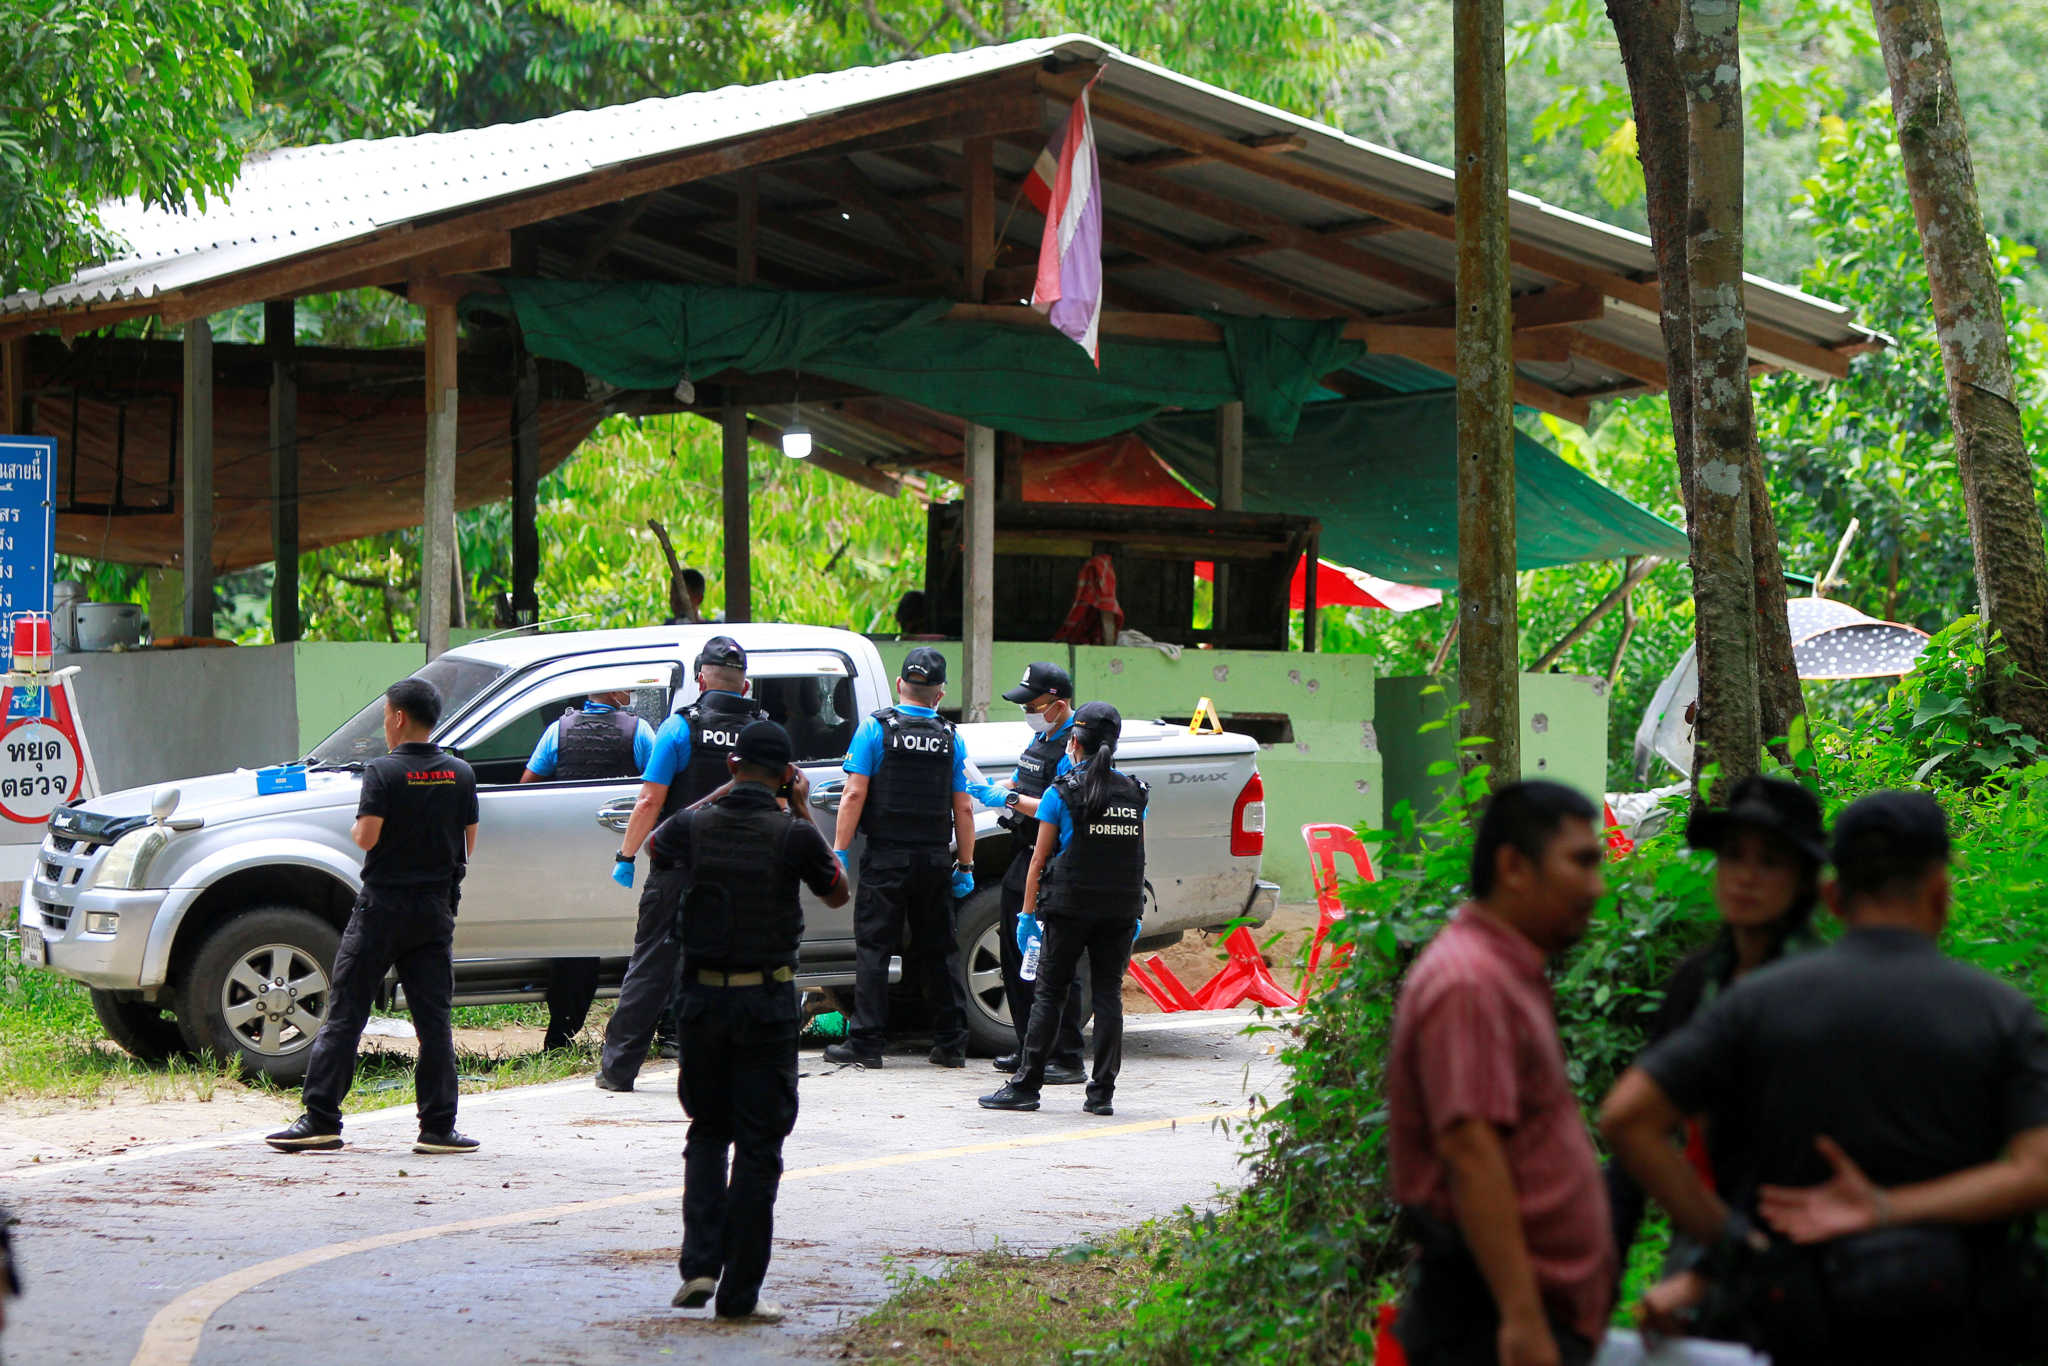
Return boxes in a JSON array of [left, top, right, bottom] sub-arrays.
[[1026, 77, 1104, 366]]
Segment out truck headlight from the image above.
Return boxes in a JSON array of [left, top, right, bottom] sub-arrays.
[[90, 827, 168, 891]]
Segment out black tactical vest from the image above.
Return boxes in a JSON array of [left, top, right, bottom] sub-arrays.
[[1038, 768, 1148, 921], [859, 707, 956, 848], [663, 691, 764, 820], [676, 797, 805, 969], [552, 708, 639, 781], [1001, 722, 1070, 843]]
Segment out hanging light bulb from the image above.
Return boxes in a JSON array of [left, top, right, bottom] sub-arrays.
[[782, 414, 813, 459]]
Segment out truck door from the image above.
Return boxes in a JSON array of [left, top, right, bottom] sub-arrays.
[[441, 659, 679, 959]]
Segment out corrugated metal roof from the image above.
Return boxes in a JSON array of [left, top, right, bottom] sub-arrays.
[[8, 33, 1866, 351]]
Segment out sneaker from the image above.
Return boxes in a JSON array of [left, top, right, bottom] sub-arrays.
[[823, 1042, 882, 1069], [672, 1276, 717, 1309], [1083, 1096, 1115, 1117], [656, 1039, 680, 1060], [414, 1130, 480, 1155], [594, 1071, 634, 1092], [927, 1047, 966, 1069], [978, 1083, 1041, 1112], [993, 1053, 1019, 1072], [718, 1300, 785, 1324], [265, 1114, 342, 1152], [1043, 1063, 1087, 1086]]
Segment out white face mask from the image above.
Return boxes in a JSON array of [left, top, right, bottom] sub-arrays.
[[1024, 710, 1055, 735]]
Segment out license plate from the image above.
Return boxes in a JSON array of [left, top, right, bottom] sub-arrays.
[[20, 924, 45, 966]]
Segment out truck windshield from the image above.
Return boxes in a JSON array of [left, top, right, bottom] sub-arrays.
[[305, 656, 508, 765]]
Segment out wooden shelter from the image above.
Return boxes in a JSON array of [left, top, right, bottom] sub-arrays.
[[0, 35, 1875, 714]]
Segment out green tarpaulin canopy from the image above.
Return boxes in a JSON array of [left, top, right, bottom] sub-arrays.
[[473, 279, 1359, 442], [1141, 394, 1689, 589]]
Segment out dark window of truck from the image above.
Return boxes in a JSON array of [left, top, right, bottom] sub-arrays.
[[307, 657, 508, 764]]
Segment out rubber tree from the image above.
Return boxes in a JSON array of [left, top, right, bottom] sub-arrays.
[[1605, 0, 1805, 788], [1871, 0, 2048, 741], [1454, 0, 1521, 786]]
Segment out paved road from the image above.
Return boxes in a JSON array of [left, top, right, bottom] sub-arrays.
[[3, 1013, 1278, 1365]]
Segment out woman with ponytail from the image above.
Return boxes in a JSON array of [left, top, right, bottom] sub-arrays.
[[980, 702, 1148, 1117]]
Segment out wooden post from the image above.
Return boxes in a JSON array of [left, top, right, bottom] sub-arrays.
[[962, 422, 996, 722], [721, 396, 751, 623], [1453, 0, 1520, 784], [963, 136, 996, 303], [998, 430, 1025, 502], [266, 300, 301, 643], [1, 338, 25, 433], [181, 318, 215, 639], [1213, 400, 1244, 639], [422, 301, 458, 658], [1302, 530, 1320, 653], [510, 346, 541, 625]]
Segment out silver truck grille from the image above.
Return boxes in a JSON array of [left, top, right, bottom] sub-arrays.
[[33, 817, 123, 930]]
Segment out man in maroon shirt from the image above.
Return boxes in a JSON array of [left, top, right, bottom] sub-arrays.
[[1388, 780, 1614, 1366]]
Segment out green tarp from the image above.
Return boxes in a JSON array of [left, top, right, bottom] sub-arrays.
[[1141, 394, 1689, 589], [473, 279, 1360, 442]]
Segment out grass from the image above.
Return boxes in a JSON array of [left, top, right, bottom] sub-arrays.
[[834, 1229, 1172, 1365], [0, 926, 606, 1109]]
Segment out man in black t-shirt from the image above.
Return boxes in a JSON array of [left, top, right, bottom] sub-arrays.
[[656, 721, 847, 1323], [268, 677, 481, 1156], [1601, 791, 2048, 1364]]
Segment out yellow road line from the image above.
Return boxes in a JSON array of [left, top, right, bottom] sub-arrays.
[[129, 1108, 1243, 1366]]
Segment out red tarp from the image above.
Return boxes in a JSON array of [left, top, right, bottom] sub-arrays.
[[1020, 435, 1441, 613]]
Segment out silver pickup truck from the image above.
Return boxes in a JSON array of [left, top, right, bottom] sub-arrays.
[[19, 624, 1275, 1079]]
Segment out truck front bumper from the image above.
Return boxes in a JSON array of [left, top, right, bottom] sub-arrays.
[[22, 885, 168, 991]]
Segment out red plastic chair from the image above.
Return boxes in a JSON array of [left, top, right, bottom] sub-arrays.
[[1301, 823, 1375, 990], [1602, 801, 1636, 860]]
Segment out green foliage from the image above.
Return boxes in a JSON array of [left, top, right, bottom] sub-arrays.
[[0, 0, 271, 293], [271, 411, 933, 643]]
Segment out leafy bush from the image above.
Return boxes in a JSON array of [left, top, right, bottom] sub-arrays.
[[1101, 671, 2048, 1363]]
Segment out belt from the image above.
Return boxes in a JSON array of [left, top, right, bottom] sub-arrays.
[[694, 966, 794, 987]]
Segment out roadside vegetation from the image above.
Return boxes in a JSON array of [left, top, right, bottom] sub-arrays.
[[0, 918, 603, 1109]]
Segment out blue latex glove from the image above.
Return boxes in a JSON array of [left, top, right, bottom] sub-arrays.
[[1016, 912, 1040, 954], [950, 867, 975, 899], [968, 781, 1007, 809], [1133, 919, 1143, 943], [611, 859, 635, 890], [835, 848, 852, 879]]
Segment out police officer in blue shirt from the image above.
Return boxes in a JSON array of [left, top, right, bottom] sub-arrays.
[[597, 637, 763, 1091], [982, 702, 1147, 1117], [970, 663, 1085, 1081], [520, 690, 657, 1051], [824, 647, 975, 1070]]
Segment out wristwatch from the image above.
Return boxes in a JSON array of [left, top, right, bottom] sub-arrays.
[[1004, 791, 1023, 809], [953, 859, 975, 874], [615, 851, 634, 864]]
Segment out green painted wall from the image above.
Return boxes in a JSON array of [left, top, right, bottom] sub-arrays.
[[1374, 673, 1611, 825], [871, 640, 1382, 900], [291, 642, 428, 755]]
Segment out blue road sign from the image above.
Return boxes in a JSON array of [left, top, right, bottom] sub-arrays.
[[0, 436, 55, 621]]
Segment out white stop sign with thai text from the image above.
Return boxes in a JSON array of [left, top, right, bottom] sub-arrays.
[[0, 721, 80, 823]]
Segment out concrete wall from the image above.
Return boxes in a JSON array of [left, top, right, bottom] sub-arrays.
[[1374, 672, 1611, 823], [291, 642, 428, 755], [871, 640, 1382, 900]]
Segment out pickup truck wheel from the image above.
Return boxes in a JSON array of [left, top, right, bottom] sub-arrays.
[[89, 990, 188, 1064], [953, 886, 1092, 1058], [175, 907, 340, 1083]]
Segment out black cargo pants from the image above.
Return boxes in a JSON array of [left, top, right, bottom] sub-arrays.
[[301, 885, 457, 1135], [999, 855, 1082, 1065], [676, 976, 801, 1317], [1013, 914, 1133, 1105], [599, 863, 687, 1081], [848, 843, 969, 1058]]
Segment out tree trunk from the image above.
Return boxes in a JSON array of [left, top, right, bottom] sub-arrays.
[[1454, 0, 1521, 786], [1676, 0, 1763, 788], [1871, 0, 2048, 740]]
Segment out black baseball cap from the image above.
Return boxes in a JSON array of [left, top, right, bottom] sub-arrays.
[[1003, 661, 1073, 705], [1831, 790, 1950, 871], [1072, 699, 1122, 741], [734, 719, 793, 770], [695, 635, 746, 670], [1686, 775, 1828, 865], [902, 647, 948, 685]]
